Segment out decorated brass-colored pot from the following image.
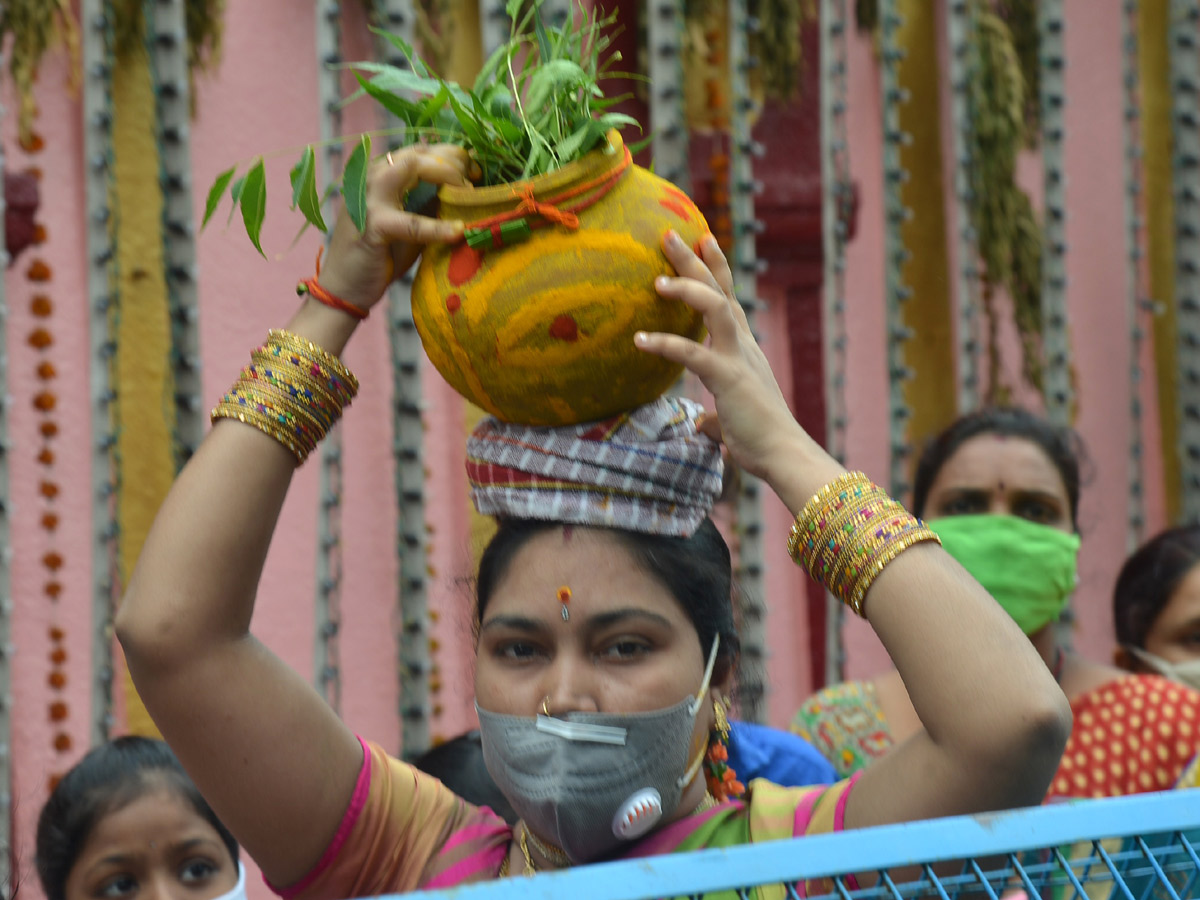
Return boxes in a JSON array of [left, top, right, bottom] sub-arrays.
[[412, 131, 710, 426]]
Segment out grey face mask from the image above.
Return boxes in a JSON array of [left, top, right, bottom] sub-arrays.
[[476, 637, 719, 864], [1126, 645, 1200, 692]]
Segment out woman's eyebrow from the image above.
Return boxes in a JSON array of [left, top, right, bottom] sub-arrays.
[[480, 615, 545, 634], [1009, 488, 1064, 505], [938, 487, 989, 501], [171, 837, 222, 854], [584, 609, 674, 631]]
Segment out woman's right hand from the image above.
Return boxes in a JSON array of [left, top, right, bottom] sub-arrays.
[[315, 143, 471, 313]]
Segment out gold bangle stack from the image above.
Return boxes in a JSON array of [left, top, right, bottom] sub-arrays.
[[211, 330, 359, 464], [787, 471, 940, 617]]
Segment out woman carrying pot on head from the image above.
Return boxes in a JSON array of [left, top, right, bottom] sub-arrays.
[[1112, 524, 1200, 690], [792, 407, 1200, 799], [36, 737, 242, 900], [116, 144, 1070, 896]]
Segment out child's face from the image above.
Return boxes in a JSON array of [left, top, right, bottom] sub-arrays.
[[66, 788, 238, 900]]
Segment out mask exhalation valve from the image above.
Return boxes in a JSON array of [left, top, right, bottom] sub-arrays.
[[612, 788, 663, 840]]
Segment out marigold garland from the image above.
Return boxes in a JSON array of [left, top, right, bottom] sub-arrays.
[[18, 123, 72, 783]]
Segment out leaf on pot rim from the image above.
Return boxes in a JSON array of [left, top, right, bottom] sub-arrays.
[[343, 135, 371, 233], [290, 147, 327, 233], [228, 174, 247, 226], [239, 159, 268, 257], [203, 165, 236, 230], [352, 72, 421, 125]]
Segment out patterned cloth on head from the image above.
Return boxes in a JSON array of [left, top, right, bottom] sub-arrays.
[[466, 397, 723, 537]]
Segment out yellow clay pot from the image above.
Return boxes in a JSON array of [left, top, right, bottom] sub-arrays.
[[412, 131, 710, 426]]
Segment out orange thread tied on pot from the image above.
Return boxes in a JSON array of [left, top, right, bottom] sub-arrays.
[[513, 183, 581, 230], [461, 146, 633, 250]]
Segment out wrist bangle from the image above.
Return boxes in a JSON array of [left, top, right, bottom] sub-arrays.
[[212, 330, 359, 464], [787, 471, 940, 617]]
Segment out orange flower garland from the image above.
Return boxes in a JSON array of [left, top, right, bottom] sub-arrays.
[[22, 130, 70, 782]]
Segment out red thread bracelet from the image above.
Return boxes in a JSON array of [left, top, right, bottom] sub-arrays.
[[297, 249, 369, 320], [297, 277, 369, 320]]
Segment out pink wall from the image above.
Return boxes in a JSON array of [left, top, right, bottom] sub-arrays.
[[0, 1, 1172, 893]]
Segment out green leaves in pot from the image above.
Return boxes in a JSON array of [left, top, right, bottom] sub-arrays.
[[204, 0, 642, 256]]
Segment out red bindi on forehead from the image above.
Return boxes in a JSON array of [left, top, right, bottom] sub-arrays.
[[561, 524, 574, 543]]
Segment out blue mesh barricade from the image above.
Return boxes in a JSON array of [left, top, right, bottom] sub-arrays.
[[366, 789, 1200, 900]]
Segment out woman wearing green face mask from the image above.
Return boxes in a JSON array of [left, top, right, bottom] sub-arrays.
[[791, 407, 1200, 800]]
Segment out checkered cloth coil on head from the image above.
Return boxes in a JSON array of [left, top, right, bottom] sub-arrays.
[[466, 397, 724, 537]]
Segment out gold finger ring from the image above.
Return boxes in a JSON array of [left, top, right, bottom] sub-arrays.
[[540, 696, 552, 717], [386, 152, 395, 166]]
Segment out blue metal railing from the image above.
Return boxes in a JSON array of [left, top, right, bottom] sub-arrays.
[[381, 790, 1200, 900]]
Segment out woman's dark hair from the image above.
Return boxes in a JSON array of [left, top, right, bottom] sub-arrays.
[[1113, 525, 1200, 649], [476, 517, 741, 681], [411, 731, 518, 824], [36, 736, 238, 900], [911, 407, 1084, 528]]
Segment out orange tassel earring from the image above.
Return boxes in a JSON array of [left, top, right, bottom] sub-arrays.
[[704, 697, 744, 802]]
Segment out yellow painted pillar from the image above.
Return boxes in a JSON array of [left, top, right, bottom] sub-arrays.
[[112, 42, 174, 737], [448, 1, 495, 563], [897, 0, 956, 447], [446, 0, 484, 87], [1140, 0, 1180, 521]]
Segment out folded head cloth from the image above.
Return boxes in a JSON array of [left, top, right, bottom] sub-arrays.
[[466, 397, 724, 537]]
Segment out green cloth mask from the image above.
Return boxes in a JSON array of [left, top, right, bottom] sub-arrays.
[[928, 514, 1081, 635]]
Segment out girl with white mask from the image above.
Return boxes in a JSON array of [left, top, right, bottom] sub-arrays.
[[37, 737, 242, 900], [116, 143, 1071, 897], [1113, 525, 1200, 692]]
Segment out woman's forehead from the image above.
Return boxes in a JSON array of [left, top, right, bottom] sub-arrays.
[[486, 529, 688, 620], [936, 434, 1067, 495]]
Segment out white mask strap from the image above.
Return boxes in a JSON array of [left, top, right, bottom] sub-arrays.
[[1128, 645, 1169, 673], [688, 634, 721, 717]]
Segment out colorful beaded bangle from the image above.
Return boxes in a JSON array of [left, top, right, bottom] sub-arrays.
[[212, 396, 308, 463], [787, 471, 940, 616], [211, 330, 359, 465]]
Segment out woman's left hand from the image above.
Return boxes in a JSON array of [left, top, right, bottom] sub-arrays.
[[634, 231, 815, 483]]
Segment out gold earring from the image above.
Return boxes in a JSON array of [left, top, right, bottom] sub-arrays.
[[713, 696, 730, 742], [540, 696, 552, 717]]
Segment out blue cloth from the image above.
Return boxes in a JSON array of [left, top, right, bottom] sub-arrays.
[[727, 721, 837, 787]]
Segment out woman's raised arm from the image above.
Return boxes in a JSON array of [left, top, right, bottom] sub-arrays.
[[636, 233, 1072, 828], [115, 145, 469, 887]]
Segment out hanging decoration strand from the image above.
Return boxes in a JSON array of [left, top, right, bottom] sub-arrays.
[[878, 0, 914, 497], [0, 42, 13, 900], [819, 0, 851, 685], [728, 0, 768, 724], [378, 0, 433, 760], [947, 0, 982, 413], [314, 0, 345, 713], [1121, 0, 1148, 547], [148, 0, 204, 470], [1170, 0, 1200, 521], [83, 0, 120, 747], [1038, 0, 1071, 425], [648, 0, 691, 194]]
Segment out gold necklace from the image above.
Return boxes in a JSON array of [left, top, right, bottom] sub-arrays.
[[522, 825, 570, 870]]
